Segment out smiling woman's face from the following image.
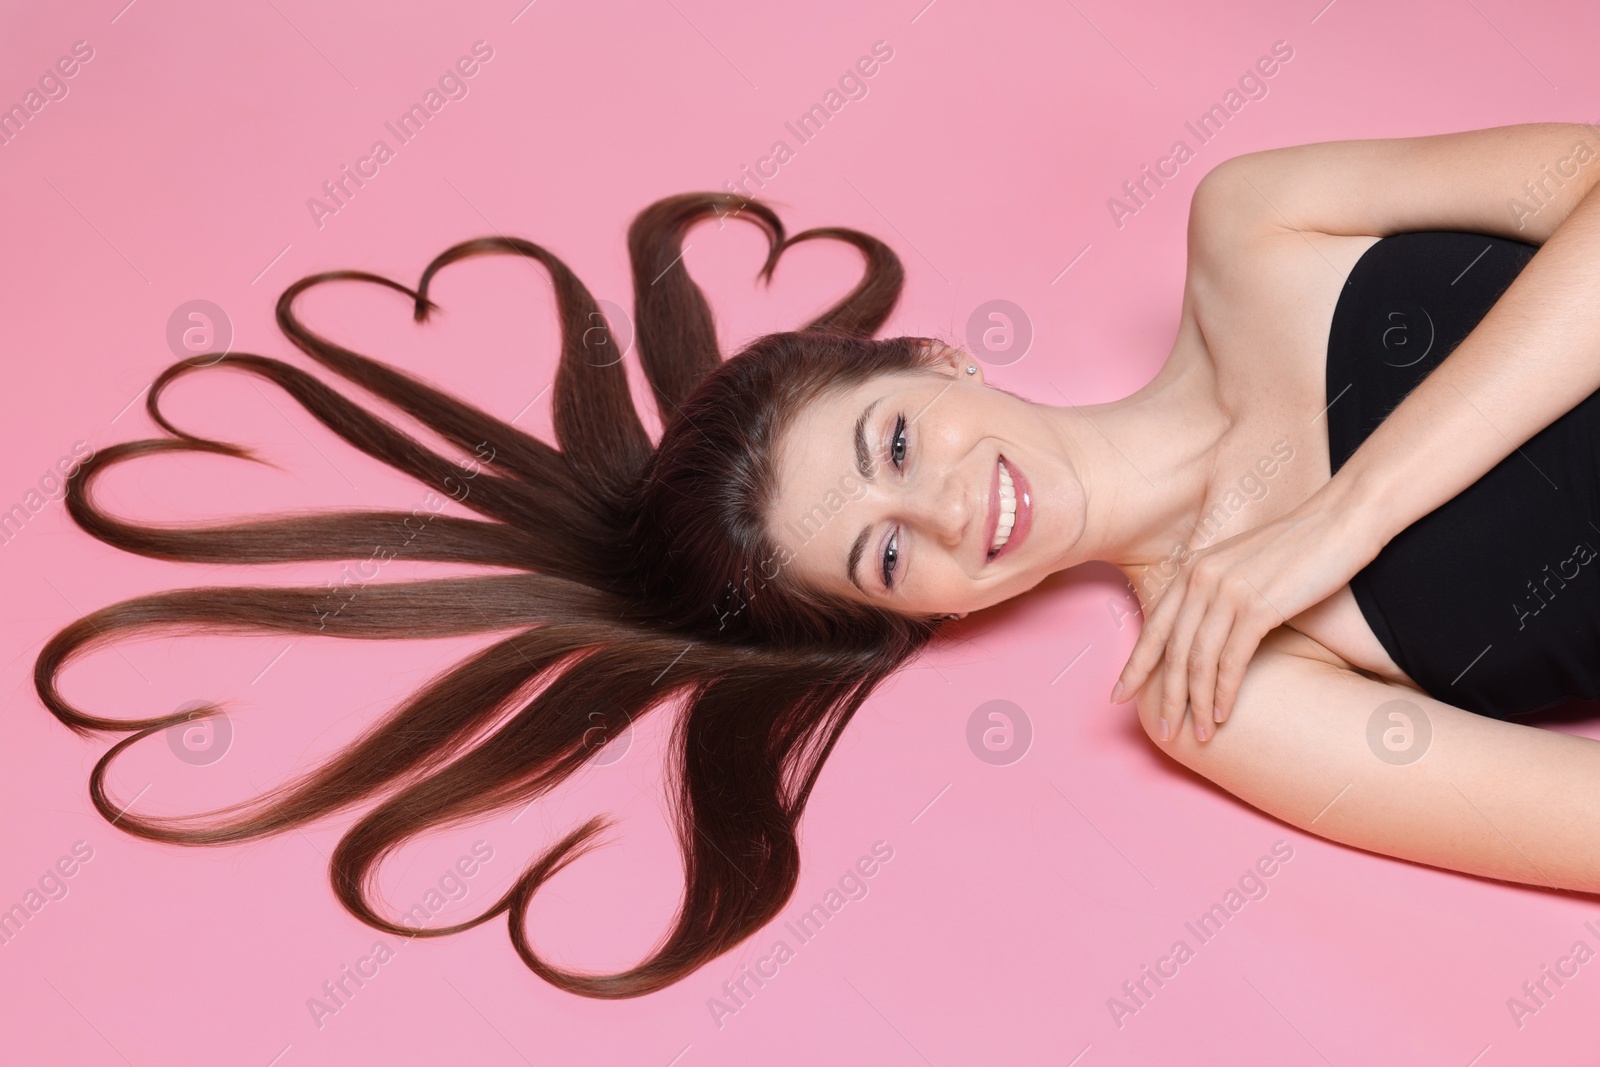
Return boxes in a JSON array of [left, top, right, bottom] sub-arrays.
[[767, 353, 1087, 617]]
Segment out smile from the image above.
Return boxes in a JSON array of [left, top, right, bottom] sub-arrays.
[[986, 456, 1032, 562]]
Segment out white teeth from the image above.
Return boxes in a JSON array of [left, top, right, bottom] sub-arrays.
[[992, 460, 1016, 553]]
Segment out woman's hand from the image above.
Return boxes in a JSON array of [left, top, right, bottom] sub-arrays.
[[1110, 496, 1380, 742]]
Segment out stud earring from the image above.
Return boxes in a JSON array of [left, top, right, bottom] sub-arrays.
[[965, 365, 977, 376]]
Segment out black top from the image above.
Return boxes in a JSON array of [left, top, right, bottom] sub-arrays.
[[1326, 230, 1600, 720]]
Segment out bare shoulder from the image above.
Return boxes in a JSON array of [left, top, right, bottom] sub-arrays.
[[1132, 627, 1600, 892], [1187, 181, 1381, 362]]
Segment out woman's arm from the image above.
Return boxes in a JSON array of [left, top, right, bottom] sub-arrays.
[[1223, 120, 1600, 545], [1142, 628, 1600, 895]]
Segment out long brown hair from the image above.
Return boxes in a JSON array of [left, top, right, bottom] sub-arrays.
[[35, 192, 947, 998]]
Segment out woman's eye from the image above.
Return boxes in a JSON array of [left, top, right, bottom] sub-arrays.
[[878, 414, 908, 589], [889, 414, 907, 469]]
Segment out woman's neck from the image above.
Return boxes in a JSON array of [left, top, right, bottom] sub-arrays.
[[1040, 355, 1233, 598]]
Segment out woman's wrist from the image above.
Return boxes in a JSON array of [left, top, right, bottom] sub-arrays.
[[1305, 465, 1396, 569]]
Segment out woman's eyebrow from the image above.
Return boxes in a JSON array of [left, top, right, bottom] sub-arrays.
[[853, 397, 883, 480], [847, 395, 886, 592]]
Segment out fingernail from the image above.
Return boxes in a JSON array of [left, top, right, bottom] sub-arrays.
[[1159, 718, 1170, 741], [1214, 705, 1226, 723], [1110, 681, 1126, 703], [1197, 723, 1209, 741]]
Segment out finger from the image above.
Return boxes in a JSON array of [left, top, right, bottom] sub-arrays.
[[1114, 582, 1184, 701], [1186, 607, 1237, 732], [1159, 591, 1210, 741], [1213, 608, 1275, 724], [1116, 603, 1173, 702]]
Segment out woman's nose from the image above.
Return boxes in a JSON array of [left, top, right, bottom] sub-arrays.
[[906, 470, 970, 546]]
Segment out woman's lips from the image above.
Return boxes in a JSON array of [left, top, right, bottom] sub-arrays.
[[986, 455, 1032, 563]]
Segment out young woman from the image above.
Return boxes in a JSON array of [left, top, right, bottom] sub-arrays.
[[37, 120, 1600, 1000]]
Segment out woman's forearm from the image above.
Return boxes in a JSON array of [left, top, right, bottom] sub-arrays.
[[1317, 176, 1600, 556]]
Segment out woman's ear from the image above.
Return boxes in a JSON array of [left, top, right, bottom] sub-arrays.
[[961, 357, 984, 385], [923, 341, 983, 384]]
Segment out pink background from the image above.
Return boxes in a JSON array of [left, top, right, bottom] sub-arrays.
[[4, 0, 1599, 1063]]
